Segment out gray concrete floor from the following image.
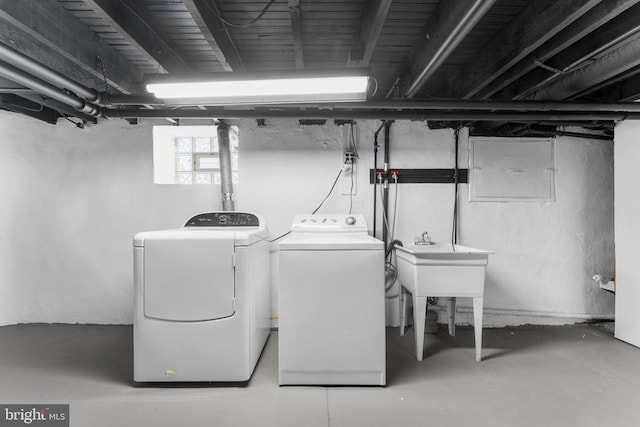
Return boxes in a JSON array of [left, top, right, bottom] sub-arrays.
[[0, 323, 638, 426]]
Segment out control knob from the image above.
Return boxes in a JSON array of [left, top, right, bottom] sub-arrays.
[[345, 216, 357, 226]]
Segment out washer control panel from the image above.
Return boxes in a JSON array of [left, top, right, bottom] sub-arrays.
[[291, 214, 368, 232], [185, 212, 260, 227]]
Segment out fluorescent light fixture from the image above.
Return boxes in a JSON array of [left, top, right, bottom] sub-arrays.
[[146, 71, 370, 105]]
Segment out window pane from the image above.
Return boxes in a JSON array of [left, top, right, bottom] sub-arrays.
[[194, 137, 211, 153], [231, 153, 239, 170], [232, 172, 239, 184], [195, 173, 212, 184], [197, 155, 219, 170], [230, 127, 239, 152], [176, 137, 192, 153], [176, 154, 193, 171], [213, 172, 221, 185], [177, 172, 193, 184]]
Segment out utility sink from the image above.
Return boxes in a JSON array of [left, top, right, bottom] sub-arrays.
[[394, 243, 492, 362]]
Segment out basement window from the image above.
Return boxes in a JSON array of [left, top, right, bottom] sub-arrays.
[[469, 137, 555, 202], [153, 126, 239, 185]]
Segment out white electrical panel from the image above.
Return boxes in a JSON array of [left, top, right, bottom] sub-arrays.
[[469, 137, 555, 202]]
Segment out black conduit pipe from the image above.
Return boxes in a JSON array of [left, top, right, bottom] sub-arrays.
[[372, 121, 386, 238], [104, 108, 640, 121], [382, 121, 393, 247]]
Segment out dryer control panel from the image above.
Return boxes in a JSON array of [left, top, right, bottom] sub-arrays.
[[185, 212, 260, 227], [290, 214, 368, 232]]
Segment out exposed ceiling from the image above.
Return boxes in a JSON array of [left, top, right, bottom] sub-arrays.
[[1, 0, 640, 136]]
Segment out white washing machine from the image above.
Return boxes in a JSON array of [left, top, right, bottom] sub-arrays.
[[278, 214, 386, 386], [133, 212, 270, 383]]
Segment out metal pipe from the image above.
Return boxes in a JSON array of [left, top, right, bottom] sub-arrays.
[[0, 41, 102, 103], [0, 60, 102, 116], [382, 121, 392, 247], [217, 122, 235, 211], [404, 0, 496, 98], [372, 121, 385, 239], [104, 108, 639, 121], [102, 95, 640, 112]]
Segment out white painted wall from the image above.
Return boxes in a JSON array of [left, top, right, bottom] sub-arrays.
[[614, 120, 640, 348], [0, 111, 615, 326]]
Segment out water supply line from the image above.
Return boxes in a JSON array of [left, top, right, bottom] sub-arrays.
[[217, 121, 235, 211]]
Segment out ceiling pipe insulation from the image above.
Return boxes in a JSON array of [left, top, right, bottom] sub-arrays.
[[0, 59, 102, 117], [0, 41, 104, 104]]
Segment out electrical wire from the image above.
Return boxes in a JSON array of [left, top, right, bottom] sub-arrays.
[[312, 167, 343, 214], [451, 127, 460, 252], [349, 122, 360, 159], [202, 0, 246, 71], [268, 230, 291, 243], [270, 166, 343, 242], [206, 0, 276, 28]]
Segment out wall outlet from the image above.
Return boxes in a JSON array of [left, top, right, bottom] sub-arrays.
[[344, 151, 356, 164]]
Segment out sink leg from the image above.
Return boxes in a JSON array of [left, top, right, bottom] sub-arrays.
[[447, 297, 456, 336], [473, 297, 483, 361], [399, 286, 407, 336], [413, 295, 427, 361]]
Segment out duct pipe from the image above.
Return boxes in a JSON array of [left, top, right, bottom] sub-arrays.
[[0, 41, 103, 103], [105, 108, 640, 121], [0, 60, 101, 116], [217, 122, 235, 211], [404, 0, 496, 98]]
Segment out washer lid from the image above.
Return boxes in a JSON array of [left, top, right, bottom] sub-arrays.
[[143, 234, 235, 322], [279, 233, 384, 250]]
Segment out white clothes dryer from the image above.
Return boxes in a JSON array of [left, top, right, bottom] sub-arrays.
[[133, 212, 270, 383], [278, 214, 386, 385]]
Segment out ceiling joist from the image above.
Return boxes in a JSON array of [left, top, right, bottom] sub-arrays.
[[510, 3, 640, 100], [0, 0, 142, 94], [449, 0, 601, 99], [532, 37, 640, 100], [182, 0, 243, 72], [403, 0, 495, 98], [477, 0, 640, 99], [288, 0, 304, 69], [82, 0, 193, 74], [349, 0, 393, 68]]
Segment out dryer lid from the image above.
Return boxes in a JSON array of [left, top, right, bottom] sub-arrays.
[[143, 235, 235, 322]]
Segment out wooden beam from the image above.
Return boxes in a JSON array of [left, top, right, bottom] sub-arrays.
[[477, 0, 640, 99], [182, 0, 243, 71], [0, 0, 142, 94], [403, 0, 495, 98], [509, 4, 640, 100], [289, 0, 304, 69], [449, 0, 601, 98], [349, 0, 392, 68], [82, 0, 193, 74], [531, 37, 640, 100]]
